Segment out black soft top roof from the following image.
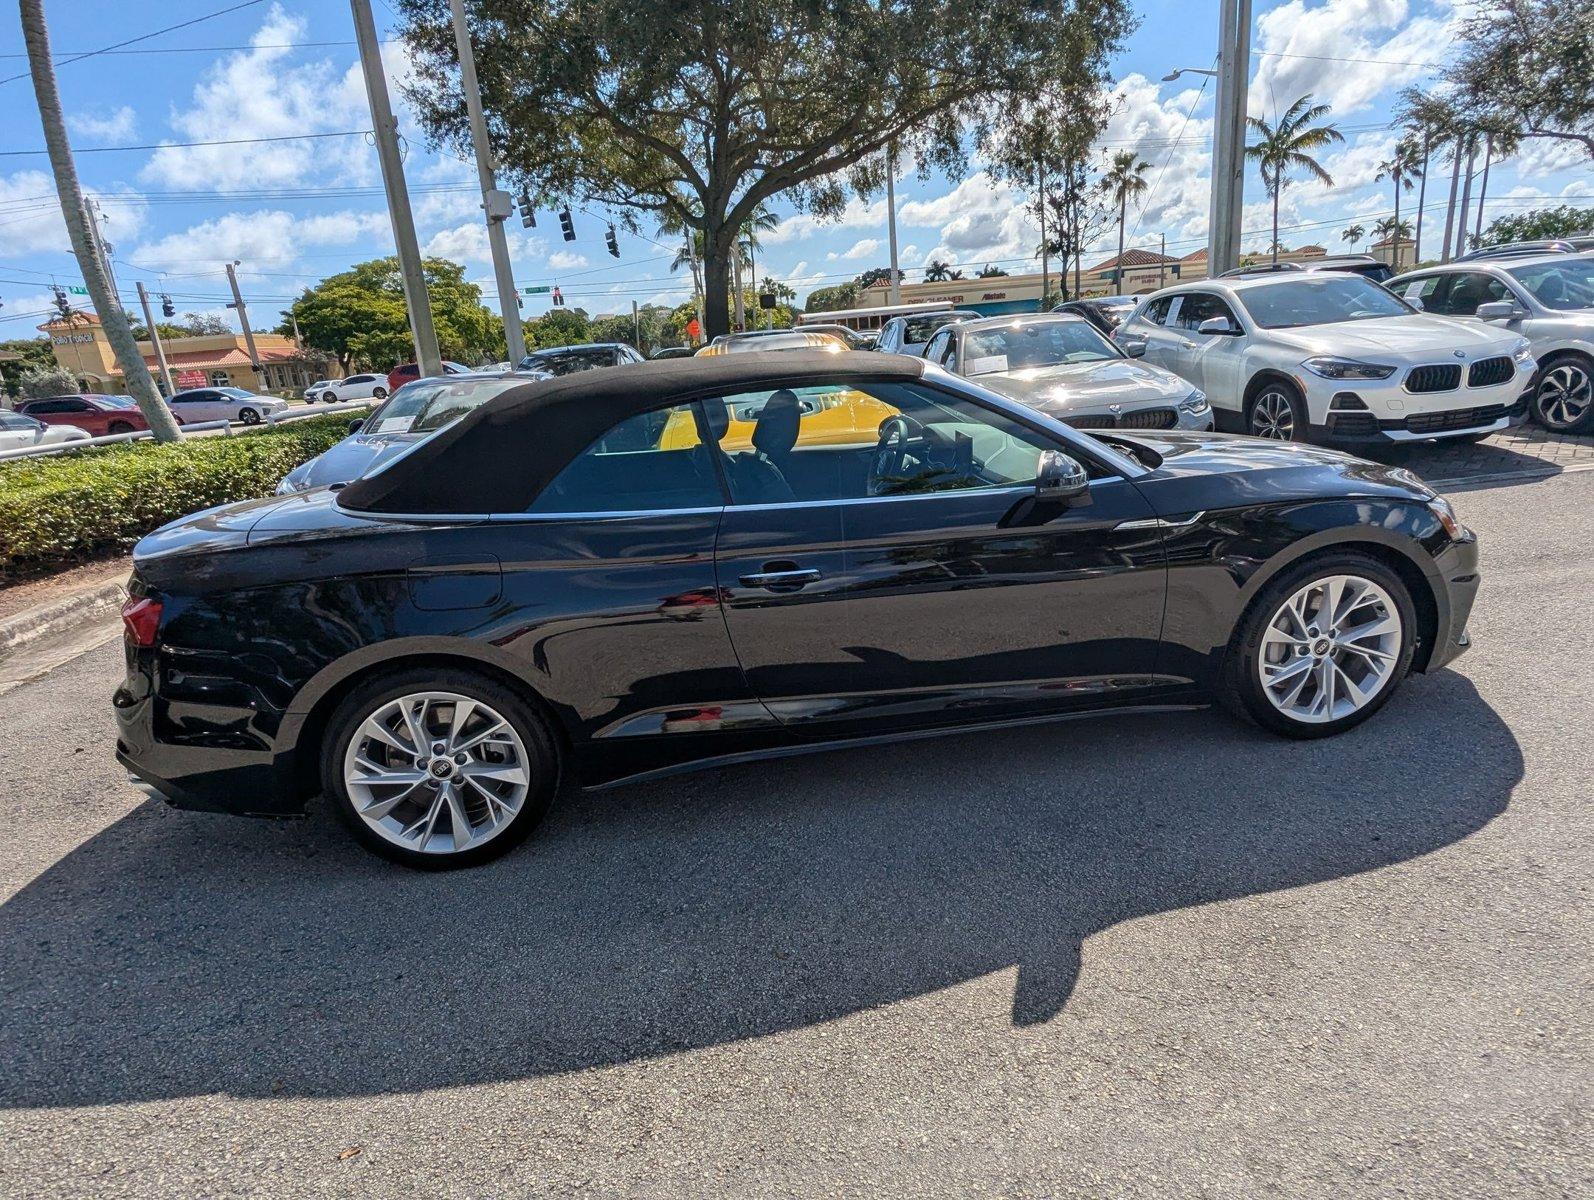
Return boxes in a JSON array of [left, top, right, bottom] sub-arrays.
[[338, 350, 926, 515]]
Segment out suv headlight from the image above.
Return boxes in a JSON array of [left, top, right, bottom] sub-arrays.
[[1178, 389, 1210, 415], [1511, 337, 1533, 363], [1301, 356, 1397, 380]]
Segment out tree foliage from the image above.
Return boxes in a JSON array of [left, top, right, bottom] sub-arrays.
[[804, 282, 862, 313], [16, 365, 79, 399], [280, 257, 503, 370], [1478, 205, 1594, 246], [395, 0, 1135, 337], [0, 337, 55, 396], [1246, 95, 1343, 263]]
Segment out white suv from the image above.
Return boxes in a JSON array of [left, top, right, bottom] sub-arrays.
[[1389, 253, 1594, 433], [1115, 274, 1534, 445]]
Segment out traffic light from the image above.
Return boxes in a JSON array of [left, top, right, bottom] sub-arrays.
[[51, 286, 71, 321], [552, 286, 565, 307], [558, 207, 575, 242], [519, 189, 535, 229], [605, 224, 619, 258], [161, 293, 175, 318]]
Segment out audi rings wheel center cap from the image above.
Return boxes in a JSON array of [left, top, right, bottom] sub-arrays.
[[429, 758, 455, 779], [1311, 638, 1332, 657]]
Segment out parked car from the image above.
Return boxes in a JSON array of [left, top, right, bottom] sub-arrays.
[[119, 350, 1478, 867], [697, 330, 848, 355], [1388, 253, 1594, 432], [0, 408, 91, 452], [167, 386, 288, 425], [1455, 238, 1594, 263], [789, 323, 870, 349], [649, 345, 695, 360], [1114, 274, 1535, 444], [1051, 295, 1139, 336], [517, 343, 645, 375], [15, 394, 169, 436], [321, 373, 393, 403], [1219, 254, 1396, 283], [874, 310, 980, 356], [386, 361, 472, 394], [276, 371, 547, 493], [921, 313, 1212, 432], [303, 379, 341, 403]]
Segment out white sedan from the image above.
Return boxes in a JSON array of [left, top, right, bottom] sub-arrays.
[[304, 379, 342, 402], [321, 373, 389, 402], [167, 387, 289, 425], [1115, 273, 1534, 444], [0, 408, 91, 451]]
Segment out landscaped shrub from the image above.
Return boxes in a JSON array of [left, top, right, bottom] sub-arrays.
[[0, 414, 357, 577]]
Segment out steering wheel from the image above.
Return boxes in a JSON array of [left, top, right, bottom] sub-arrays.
[[870, 415, 917, 495]]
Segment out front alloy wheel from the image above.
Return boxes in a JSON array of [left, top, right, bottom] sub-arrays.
[[1249, 387, 1299, 441], [1533, 359, 1593, 432], [1257, 575, 1402, 724]]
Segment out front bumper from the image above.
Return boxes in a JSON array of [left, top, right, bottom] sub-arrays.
[[1424, 534, 1480, 673], [1311, 393, 1529, 447], [1303, 357, 1533, 445]]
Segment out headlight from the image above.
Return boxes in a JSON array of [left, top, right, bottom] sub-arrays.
[[1511, 338, 1533, 362], [1426, 495, 1470, 540], [1178, 389, 1210, 415], [1301, 356, 1397, 380], [275, 473, 304, 495]]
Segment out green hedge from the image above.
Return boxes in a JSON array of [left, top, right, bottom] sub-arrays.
[[0, 413, 358, 577]]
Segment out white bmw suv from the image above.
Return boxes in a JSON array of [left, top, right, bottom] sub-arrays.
[[1115, 273, 1535, 445]]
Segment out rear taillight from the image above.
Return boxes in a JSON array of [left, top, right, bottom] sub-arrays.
[[121, 596, 163, 647]]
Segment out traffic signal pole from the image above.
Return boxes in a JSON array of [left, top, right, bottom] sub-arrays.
[[136, 281, 174, 396], [447, 0, 526, 366], [351, 0, 443, 379]]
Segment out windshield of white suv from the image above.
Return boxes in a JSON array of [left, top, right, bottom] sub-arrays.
[[1237, 277, 1412, 329], [1506, 259, 1594, 310], [961, 319, 1119, 374], [363, 377, 521, 436]]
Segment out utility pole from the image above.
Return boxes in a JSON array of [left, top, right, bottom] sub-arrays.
[[136, 281, 173, 396], [19, 0, 179, 441], [1206, 0, 1251, 276], [447, 0, 525, 366], [1159, 233, 1167, 288], [886, 144, 902, 306], [1038, 161, 1049, 307], [351, 0, 442, 378], [225, 262, 263, 372], [82, 199, 121, 306]]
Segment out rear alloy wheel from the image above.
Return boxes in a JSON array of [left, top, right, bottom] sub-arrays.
[[1227, 553, 1417, 738], [239, 407, 261, 425], [1531, 356, 1594, 433], [1248, 383, 1305, 441], [323, 669, 559, 868]]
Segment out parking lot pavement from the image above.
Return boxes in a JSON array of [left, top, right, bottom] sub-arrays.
[[2, 472, 1590, 1198], [1387, 420, 1594, 487]]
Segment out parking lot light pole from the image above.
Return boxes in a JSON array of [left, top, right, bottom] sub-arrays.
[[886, 144, 902, 306], [1166, 0, 1249, 277], [447, 0, 526, 367]]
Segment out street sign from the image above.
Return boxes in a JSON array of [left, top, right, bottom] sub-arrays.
[[67, 285, 88, 295], [521, 285, 551, 295], [685, 318, 702, 340]]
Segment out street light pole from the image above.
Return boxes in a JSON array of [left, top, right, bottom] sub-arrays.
[[447, 0, 526, 366], [351, 0, 442, 378], [1170, 0, 1250, 277], [886, 144, 901, 306]]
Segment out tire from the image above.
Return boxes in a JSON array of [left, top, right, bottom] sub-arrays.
[[107, 421, 134, 435], [239, 407, 260, 425], [1245, 378, 1308, 442], [372, 387, 388, 399], [1224, 551, 1418, 739], [320, 666, 561, 869], [1529, 353, 1594, 433]]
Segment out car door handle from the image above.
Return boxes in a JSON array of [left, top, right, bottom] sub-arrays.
[[739, 567, 821, 590]]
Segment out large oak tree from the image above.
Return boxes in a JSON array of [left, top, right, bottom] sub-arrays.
[[396, 0, 1134, 337]]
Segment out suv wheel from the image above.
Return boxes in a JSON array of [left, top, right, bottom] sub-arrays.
[[1225, 552, 1417, 738], [1531, 353, 1594, 433], [107, 420, 134, 435], [322, 667, 560, 869], [1247, 380, 1306, 441]]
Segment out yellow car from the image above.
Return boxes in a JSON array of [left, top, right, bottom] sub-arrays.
[[694, 329, 848, 357], [659, 384, 900, 453]]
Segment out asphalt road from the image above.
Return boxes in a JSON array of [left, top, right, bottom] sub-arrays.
[[1, 469, 1590, 1198]]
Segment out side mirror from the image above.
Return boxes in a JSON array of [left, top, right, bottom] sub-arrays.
[[1036, 450, 1090, 505], [1121, 338, 1147, 358], [348, 417, 366, 435], [1475, 300, 1520, 321], [1198, 316, 1239, 336]]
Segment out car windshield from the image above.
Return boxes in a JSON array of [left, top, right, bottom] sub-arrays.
[[902, 313, 967, 343], [960, 319, 1119, 374], [1506, 259, 1594, 310], [1092, 301, 1137, 329], [1237, 276, 1410, 329], [523, 349, 612, 375], [363, 377, 522, 436]]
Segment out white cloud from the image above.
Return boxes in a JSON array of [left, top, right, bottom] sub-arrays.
[[764, 196, 890, 244], [831, 237, 881, 262], [69, 106, 137, 145], [0, 170, 149, 258], [130, 209, 389, 272], [422, 220, 546, 268], [900, 172, 1038, 269], [549, 250, 588, 270]]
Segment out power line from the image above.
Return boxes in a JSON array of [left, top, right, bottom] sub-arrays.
[[0, 0, 269, 85], [0, 130, 373, 158]]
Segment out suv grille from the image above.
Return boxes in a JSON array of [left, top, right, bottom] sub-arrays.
[[1402, 404, 1508, 434], [1467, 356, 1513, 387], [1405, 364, 1461, 393], [1064, 408, 1178, 431]]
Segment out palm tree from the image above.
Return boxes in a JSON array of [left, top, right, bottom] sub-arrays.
[[1372, 216, 1413, 246], [1341, 223, 1365, 252], [924, 259, 955, 282], [1246, 95, 1344, 265], [1101, 150, 1153, 281], [1375, 139, 1423, 270], [19, 0, 180, 440]]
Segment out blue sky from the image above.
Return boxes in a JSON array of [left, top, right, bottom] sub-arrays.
[[1, 0, 1589, 337]]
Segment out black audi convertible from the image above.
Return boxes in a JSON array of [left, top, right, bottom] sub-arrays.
[[115, 351, 1478, 867]]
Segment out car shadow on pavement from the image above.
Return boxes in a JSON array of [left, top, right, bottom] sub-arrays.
[[1363, 437, 1560, 486], [1, 669, 1520, 1109]]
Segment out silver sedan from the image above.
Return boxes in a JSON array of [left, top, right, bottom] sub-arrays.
[[920, 313, 1213, 431]]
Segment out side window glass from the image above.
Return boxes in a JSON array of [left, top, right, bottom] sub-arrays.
[[1437, 272, 1498, 316], [713, 381, 1069, 506], [1142, 296, 1172, 325], [528, 402, 724, 514], [924, 330, 947, 361], [938, 336, 959, 367]]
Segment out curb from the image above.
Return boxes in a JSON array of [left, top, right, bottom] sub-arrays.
[[0, 577, 127, 657]]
